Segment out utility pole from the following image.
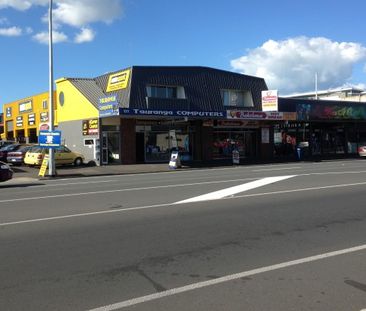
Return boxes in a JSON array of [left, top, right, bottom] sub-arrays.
[[48, 0, 56, 176]]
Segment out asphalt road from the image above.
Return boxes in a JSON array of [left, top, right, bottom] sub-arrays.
[[1, 160, 366, 310]]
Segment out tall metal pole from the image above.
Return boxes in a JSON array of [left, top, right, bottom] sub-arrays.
[[48, 0, 56, 176]]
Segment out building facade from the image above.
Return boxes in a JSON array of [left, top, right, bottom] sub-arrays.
[[2, 91, 57, 143], [56, 66, 298, 165]]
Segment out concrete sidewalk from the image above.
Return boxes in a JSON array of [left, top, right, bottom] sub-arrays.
[[10, 163, 188, 180]]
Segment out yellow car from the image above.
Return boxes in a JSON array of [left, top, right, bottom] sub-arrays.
[[24, 146, 85, 166]]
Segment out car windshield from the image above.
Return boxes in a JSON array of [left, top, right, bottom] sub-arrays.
[[1, 144, 20, 151]]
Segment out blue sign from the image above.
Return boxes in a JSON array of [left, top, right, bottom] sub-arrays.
[[39, 130, 62, 148], [119, 108, 225, 118], [99, 95, 120, 117]]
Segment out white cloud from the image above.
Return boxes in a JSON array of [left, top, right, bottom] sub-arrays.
[[0, 0, 47, 11], [231, 37, 366, 94], [0, 26, 21, 36], [0, 0, 123, 44], [33, 30, 67, 44], [53, 0, 122, 27], [74, 27, 95, 43]]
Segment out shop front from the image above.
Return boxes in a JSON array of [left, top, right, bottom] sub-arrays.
[[276, 98, 366, 160]]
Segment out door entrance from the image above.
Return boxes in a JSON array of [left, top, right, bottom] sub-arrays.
[[101, 131, 120, 164], [136, 132, 145, 163]]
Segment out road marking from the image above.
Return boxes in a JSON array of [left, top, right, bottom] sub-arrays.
[[175, 176, 295, 204], [2, 180, 366, 227], [88, 244, 366, 310], [0, 177, 257, 204]]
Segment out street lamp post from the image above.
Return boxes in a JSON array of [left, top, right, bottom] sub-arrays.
[[48, 0, 56, 176]]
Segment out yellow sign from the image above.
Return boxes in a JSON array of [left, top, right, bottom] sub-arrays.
[[38, 154, 49, 177], [106, 70, 130, 92]]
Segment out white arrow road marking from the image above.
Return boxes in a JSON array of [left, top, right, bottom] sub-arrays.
[[175, 175, 296, 204]]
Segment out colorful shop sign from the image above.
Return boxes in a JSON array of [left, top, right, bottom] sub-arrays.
[[106, 69, 131, 92], [227, 110, 296, 121], [99, 95, 120, 117], [82, 119, 99, 136], [261, 90, 278, 112], [297, 103, 366, 121]]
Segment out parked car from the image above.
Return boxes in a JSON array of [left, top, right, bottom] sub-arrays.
[[0, 161, 13, 182], [358, 144, 366, 157], [0, 144, 20, 162], [0, 140, 16, 148], [7, 145, 35, 165], [24, 146, 85, 166]]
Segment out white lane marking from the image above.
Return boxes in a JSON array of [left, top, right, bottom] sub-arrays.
[[0, 178, 257, 204], [88, 244, 366, 311], [175, 176, 295, 204], [2, 180, 366, 227], [252, 167, 302, 172]]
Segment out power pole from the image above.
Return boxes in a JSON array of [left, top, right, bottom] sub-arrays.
[[48, 0, 56, 176]]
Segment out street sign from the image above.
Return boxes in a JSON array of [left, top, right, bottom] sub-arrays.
[[39, 130, 61, 148]]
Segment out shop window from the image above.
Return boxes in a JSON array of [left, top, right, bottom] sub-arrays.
[[221, 90, 254, 107], [146, 85, 185, 99]]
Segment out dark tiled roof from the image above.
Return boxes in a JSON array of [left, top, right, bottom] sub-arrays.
[[70, 66, 268, 112]]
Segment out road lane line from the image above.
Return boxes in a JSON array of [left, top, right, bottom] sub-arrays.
[[0, 177, 257, 204], [175, 176, 296, 204], [2, 180, 366, 227], [87, 244, 366, 310]]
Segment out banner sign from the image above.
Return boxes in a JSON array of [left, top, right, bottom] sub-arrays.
[[38, 154, 49, 177], [19, 100, 33, 113], [28, 113, 35, 126], [120, 108, 225, 118], [106, 69, 131, 92], [261, 90, 278, 112], [227, 110, 296, 121], [99, 95, 120, 117], [39, 130, 61, 148], [297, 103, 366, 121], [82, 119, 99, 136]]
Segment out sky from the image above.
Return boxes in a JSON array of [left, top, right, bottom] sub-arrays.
[[1, 0, 366, 109]]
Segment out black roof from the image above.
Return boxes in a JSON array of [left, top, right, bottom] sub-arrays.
[[73, 66, 268, 112]]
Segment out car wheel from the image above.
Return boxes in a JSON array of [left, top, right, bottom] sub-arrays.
[[74, 157, 83, 166]]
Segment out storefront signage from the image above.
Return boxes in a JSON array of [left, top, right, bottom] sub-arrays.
[[28, 113, 35, 126], [16, 116, 23, 127], [99, 95, 120, 117], [120, 108, 225, 118], [227, 110, 296, 121], [39, 130, 61, 148], [82, 119, 99, 136], [6, 107, 11, 118], [261, 90, 278, 112], [19, 100, 33, 113], [40, 112, 49, 122], [106, 69, 131, 92], [297, 103, 366, 121]]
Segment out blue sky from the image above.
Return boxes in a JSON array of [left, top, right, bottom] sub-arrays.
[[1, 0, 366, 109]]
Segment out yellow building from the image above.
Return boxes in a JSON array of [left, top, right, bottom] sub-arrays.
[[2, 91, 57, 143]]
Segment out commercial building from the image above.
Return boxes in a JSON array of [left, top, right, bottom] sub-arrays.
[[283, 87, 366, 102], [3, 66, 366, 165], [2, 91, 57, 143], [275, 97, 366, 160], [56, 66, 298, 165]]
